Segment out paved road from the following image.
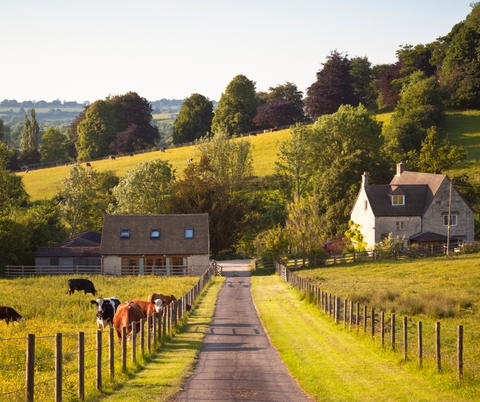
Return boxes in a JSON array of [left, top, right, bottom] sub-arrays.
[[173, 260, 311, 402]]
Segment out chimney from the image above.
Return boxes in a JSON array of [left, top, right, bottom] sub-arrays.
[[396, 162, 406, 176], [362, 172, 370, 190]]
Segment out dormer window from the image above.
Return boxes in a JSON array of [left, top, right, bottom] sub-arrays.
[[184, 228, 194, 239], [392, 195, 405, 206], [151, 228, 160, 239], [120, 228, 130, 239]]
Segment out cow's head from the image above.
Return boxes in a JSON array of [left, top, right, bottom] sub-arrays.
[[154, 299, 163, 313], [91, 298, 107, 318]]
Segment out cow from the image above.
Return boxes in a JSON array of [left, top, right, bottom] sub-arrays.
[[130, 153, 134, 157], [186, 304, 192, 312], [90, 297, 121, 330], [112, 302, 146, 340], [160, 147, 166, 153], [130, 299, 163, 327], [147, 293, 177, 308], [86, 162, 91, 167], [109, 155, 116, 161], [0, 306, 24, 325], [186, 158, 193, 163], [68, 279, 97, 296]]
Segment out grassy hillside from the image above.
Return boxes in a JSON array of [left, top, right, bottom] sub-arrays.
[[20, 129, 290, 202]]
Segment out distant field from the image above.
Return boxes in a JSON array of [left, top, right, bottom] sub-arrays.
[[20, 129, 291, 202]]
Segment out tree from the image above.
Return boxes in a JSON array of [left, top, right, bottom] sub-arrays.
[[0, 142, 29, 215], [253, 224, 289, 261], [111, 159, 175, 215], [305, 50, 358, 118], [76, 100, 118, 160], [349, 56, 377, 109], [267, 82, 304, 109], [172, 93, 214, 144], [40, 127, 69, 162], [376, 61, 406, 107], [163, 156, 248, 255], [211, 75, 257, 135], [0, 118, 5, 142], [253, 100, 304, 128], [273, 123, 314, 201], [195, 130, 254, 190], [405, 127, 467, 174], [21, 108, 39, 150], [396, 43, 436, 78], [67, 105, 90, 159]]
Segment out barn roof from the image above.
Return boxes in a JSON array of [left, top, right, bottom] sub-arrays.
[[36, 231, 102, 258], [100, 214, 210, 256]]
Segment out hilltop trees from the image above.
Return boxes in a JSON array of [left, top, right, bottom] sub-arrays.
[[305, 50, 358, 118], [253, 100, 304, 128], [172, 93, 214, 144], [0, 142, 29, 215], [212, 75, 257, 135], [40, 127, 69, 162]]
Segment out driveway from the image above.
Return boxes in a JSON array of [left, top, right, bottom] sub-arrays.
[[173, 259, 311, 401]]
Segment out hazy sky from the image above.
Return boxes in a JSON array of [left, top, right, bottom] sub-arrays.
[[1, 1, 472, 103]]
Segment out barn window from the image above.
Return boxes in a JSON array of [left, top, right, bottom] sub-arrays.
[[120, 228, 130, 239], [151, 228, 160, 239], [444, 215, 457, 226], [392, 195, 405, 206], [184, 228, 194, 239]]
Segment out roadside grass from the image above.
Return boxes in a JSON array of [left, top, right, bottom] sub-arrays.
[[0, 274, 201, 400], [19, 129, 291, 202], [252, 274, 479, 401], [91, 276, 225, 402]]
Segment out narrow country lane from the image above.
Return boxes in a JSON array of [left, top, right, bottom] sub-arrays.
[[173, 260, 311, 402]]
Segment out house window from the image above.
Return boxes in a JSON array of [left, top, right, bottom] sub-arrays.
[[444, 215, 457, 226], [364, 200, 368, 210], [184, 228, 194, 239], [392, 195, 405, 206], [120, 228, 130, 239], [151, 228, 160, 239], [396, 221, 405, 231]]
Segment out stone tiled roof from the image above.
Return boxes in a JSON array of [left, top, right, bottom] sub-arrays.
[[36, 231, 102, 258], [100, 214, 209, 256], [365, 184, 428, 217]]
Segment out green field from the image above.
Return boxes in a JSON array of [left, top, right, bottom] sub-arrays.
[[0, 274, 201, 400], [19, 129, 290, 202]]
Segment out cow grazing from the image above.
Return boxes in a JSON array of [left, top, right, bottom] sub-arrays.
[[0, 306, 25, 325], [68, 279, 97, 296], [186, 158, 193, 163], [186, 304, 192, 312], [91, 297, 121, 330], [130, 153, 134, 157], [86, 162, 91, 167], [113, 302, 146, 340], [160, 147, 166, 153]]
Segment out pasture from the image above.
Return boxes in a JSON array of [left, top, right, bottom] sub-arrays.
[[0, 274, 200, 400]]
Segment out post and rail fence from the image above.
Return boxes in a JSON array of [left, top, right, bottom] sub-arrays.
[[277, 261, 479, 382], [0, 264, 217, 401]]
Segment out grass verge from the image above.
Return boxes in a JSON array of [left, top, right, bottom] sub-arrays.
[[251, 274, 478, 402], [91, 276, 225, 402]]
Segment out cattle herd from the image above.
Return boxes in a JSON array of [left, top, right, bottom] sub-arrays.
[[1, 278, 190, 341]]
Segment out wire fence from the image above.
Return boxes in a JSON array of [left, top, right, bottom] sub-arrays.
[[0, 263, 218, 402], [278, 262, 478, 382]]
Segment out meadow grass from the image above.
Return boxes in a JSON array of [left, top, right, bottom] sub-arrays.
[[0, 274, 202, 401], [19, 129, 291, 202], [252, 274, 479, 401]]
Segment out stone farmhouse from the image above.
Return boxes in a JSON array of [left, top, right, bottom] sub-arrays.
[[350, 163, 474, 248], [35, 214, 210, 276]]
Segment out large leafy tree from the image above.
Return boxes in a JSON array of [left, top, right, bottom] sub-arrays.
[[172, 93, 214, 144], [305, 50, 358, 118], [195, 130, 254, 191], [376, 61, 406, 107], [253, 100, 304, 128], [21, 108, 39, 150], [266, 82, 304, 109], [111, 159, 175, 215], [0, 142, 29, 215], [349, 56, 377, 109], [212, 75, 257, 135], [396, 43, 436, 78], [67, 105, 90, 159], [40, 127, 69, 162]]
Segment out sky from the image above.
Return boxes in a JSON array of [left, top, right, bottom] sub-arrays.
[[1, 0, 473, 104]]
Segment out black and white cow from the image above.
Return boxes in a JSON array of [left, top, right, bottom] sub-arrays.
[[90, 297, 121, 330]]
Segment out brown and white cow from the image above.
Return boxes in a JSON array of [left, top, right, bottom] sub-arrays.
[[130, 299, 163, 317], [90, 297, 121, 330], [0, 306, 25, 325], [113, 302, 146, 340], [147, 293, 176, 307]]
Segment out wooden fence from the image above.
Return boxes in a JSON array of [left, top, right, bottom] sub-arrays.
[[0, 265, 216, 401], [278, 263, 480, 381]]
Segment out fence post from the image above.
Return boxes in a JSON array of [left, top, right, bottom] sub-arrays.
[[26, 334, 35, 402], [158, 310, 162, 337], [55, 333, 62, 402], [363, 305, 367, 333], [96, 330, 102, 391], [140, 318, 145, 356], [255, 260, 258, 271], [356, 303, 360, 331], [78, 332, 84, 401], [109, 327, 114, 382], [403, 316, 408, 361], [163, 309, 167, 337], [122, 327, 127, 372], [381, 312, 385, 347], [153, 313, 157, 344], [343, 299, 347, 328], [435, 321, 441, 372], [132, 322, 137, 364], [458, 325, 463, 381], [391, 314, 396, 351], [349, 301, 353, 330], [147, 315, 152, 353], [418, 321, 423, 368], [371, 308, 375, 339]]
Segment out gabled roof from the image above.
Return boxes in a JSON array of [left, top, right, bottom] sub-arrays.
[[53, 231, 102, 248], [36, 231, 102, 258], [365, 184, 428, 216], [100, 214, 209, 256]]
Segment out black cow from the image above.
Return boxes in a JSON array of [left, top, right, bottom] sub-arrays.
[[90, 297, 121, 330], [0, 306, 25, 325], [68, 279, 97, 296]]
